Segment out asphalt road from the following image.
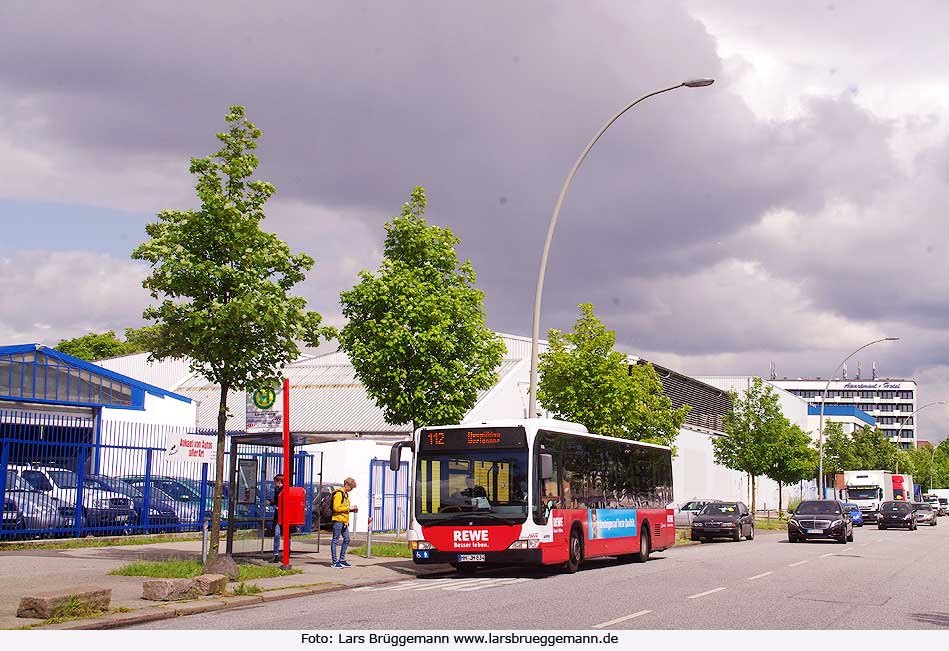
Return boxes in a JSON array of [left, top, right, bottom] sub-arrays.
[[136, 519, 949, 630]]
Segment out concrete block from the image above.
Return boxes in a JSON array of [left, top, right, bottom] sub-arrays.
[[142, 578, 201, 601], [204, 555, 239, 580], [17, 586, 111, 619], [194, 573, 228, 595]]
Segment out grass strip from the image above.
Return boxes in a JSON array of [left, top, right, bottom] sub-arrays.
[[109, 559, 302, 580], [345, 542, 411, 558]]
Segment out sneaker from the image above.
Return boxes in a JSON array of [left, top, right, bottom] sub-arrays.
[[331, 562, 342, 568], [270, 556, 280, 564], [339, 560, 352, 568]]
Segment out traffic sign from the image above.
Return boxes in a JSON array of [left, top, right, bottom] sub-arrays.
[[246, 384, 284, 433]]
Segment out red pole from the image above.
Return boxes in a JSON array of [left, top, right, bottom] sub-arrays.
[[281, 377, 291, 569]]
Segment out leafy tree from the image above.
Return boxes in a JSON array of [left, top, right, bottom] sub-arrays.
[[55, 326, 158, 360], [56, 331, 135, 361], [821, 421, 850, 473], [766, 423, 818, 512], [713, 377, 786, 513], [339, 186, 504, 430], [537, 303, 689, 447], [850, 425, 898, 471], [132, 106, 330, 564]]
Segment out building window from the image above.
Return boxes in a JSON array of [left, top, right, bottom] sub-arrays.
[[900, 404, 913, 412], [898, 391, 913, 400], [859, 391, 874, 399], [879, 391, 894, 399]]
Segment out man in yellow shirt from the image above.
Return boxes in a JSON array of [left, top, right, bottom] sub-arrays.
[[331, 477, 358, 568]]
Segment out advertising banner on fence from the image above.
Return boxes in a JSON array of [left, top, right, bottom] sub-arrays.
[[246, 385, 284, 434], [165, 432, 217, 463]]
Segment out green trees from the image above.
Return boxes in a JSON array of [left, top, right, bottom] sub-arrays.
[[537, 303, 689, 447], [767, 424, 819, 512], [55, 327, 156, 361], [339, 187, 505, 430], [713, 378, 788, 514], [133, 106, 329, 563], [823, 424, 898, 473]]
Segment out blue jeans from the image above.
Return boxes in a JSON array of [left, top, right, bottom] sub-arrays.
[[273, 523, 282, 557], [331, 521, 350, 564]]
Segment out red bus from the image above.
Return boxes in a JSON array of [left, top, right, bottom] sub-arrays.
[[390, 419, 675, 573]]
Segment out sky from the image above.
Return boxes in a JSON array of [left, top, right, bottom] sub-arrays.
[[2, 1, 949, 442]]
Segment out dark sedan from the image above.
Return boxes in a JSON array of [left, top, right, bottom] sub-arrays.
[[85, 476, 181, 533], [690, 501, 755, 542], [788, 499, 853, 543], [878, 500, 917, 530]]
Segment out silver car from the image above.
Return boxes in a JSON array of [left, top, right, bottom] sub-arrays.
[[675, 499, 722, 528], [4, 470, 69, 533], [912, 502, 937, 527]]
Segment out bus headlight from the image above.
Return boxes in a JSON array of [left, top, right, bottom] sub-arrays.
[[507, 539, 539, 550], [410, 541, 434, 550]]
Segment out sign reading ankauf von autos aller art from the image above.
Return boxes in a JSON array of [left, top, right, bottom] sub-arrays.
[[246, 385, 284, 434], [165, 432, 217, 463]]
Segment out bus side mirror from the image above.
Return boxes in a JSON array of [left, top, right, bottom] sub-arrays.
[[390, 440, 415, 471], [539, 454, 553, 480]]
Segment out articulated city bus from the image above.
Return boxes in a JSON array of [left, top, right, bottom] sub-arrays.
[[389, 419, 675, 573]]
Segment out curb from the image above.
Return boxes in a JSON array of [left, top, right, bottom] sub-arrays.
[[47, 572, 432, 630]]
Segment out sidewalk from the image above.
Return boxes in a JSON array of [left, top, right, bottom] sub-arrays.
[[0, 533, 438, 630]]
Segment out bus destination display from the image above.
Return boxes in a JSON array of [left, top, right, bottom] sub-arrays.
[[419, 426, 526, 451]]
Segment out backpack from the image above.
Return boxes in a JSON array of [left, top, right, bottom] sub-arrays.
[[319, 489, 344, 520]]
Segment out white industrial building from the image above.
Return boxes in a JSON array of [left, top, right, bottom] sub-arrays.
[[93, 334, 816, 529]]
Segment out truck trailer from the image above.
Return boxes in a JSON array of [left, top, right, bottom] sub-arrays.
[[839, 470, 893, 523]]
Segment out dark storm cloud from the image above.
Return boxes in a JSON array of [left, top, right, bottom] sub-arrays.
[[0, 1, 941, 378]]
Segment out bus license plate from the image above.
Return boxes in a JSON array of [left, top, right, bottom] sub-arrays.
[[457, 554, 485, 563], [117, 515, 128, 522]]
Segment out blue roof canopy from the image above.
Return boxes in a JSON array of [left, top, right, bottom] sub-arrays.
[[807, 404, 875, 426], [0, 344, 191, 410]]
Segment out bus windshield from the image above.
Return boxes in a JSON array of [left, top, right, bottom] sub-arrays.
[[415, 449, 529, 525]]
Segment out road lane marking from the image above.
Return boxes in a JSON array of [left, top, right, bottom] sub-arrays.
[[788, 560, 808, 567], [593, 610, 652, 629], [746, 571, 773, 580], [819, 553, 834, 557], [687, 587, 727, 599], [454, 578, 529, 591]]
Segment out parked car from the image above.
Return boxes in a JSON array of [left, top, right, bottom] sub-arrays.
[[2, 494, 24, 534], [788, 499, 853, 543], [120, 476, 214, 529], [911, 502, 937, 527], [939, 497, 949, 516], [690, 501, 754, 542], [877, 500, 917, 530], [4, 469, 70, 533], [842, 502, 864, 527], [675, 499, 722, 528], [11, 465, 135, 533], [84, 475, 180, 533]]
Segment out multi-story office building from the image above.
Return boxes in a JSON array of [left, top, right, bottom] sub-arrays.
[[770, 377, 917, 449]]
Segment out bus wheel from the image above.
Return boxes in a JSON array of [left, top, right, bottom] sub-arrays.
[[565, 528, 583, 573], [634, 529, 651, 563]]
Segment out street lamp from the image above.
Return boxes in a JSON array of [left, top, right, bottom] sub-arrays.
[[817, 337, 899, 498], [527, 78, 715, 418]]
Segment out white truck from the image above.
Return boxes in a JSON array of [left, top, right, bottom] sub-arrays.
[[838, 470, 893, 523]]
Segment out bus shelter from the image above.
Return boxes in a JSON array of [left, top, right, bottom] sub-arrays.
[[224, 430, 324, 558]]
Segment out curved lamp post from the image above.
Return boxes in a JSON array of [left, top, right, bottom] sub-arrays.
[[892, 400, 947, 477], [527, 78, 715, 418], [817, 337, 899, 498]]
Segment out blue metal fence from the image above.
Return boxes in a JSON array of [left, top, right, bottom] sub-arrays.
[[0, 408, 319, 540], [367, 458, 410, 533]]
